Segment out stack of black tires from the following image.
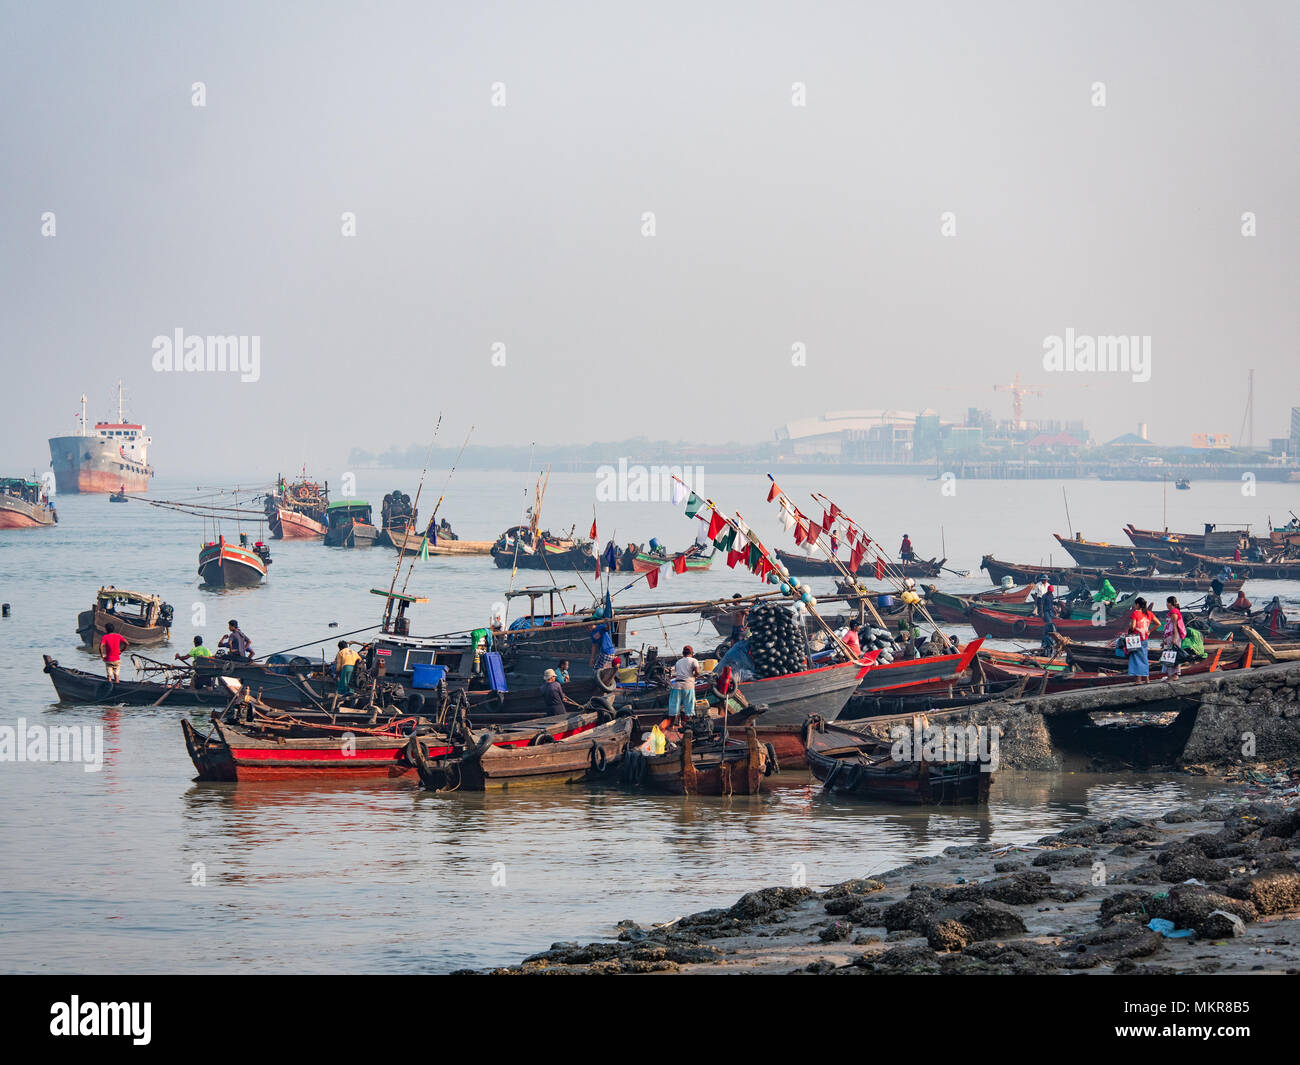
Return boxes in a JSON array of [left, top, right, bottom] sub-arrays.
[[746, 603, 808, 678]]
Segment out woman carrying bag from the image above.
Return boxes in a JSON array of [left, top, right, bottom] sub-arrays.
[[1161, 596, 1187, 679]]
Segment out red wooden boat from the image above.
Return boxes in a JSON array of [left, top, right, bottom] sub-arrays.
[[854, 639, 984, 696], [626, 723, 769, 795], [181, 714, 445, 782], [967, 605, 1140, 640], [197, 535, 270, 587]]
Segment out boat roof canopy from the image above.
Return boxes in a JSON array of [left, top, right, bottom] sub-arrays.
[[506, 585, 578, 599], [96, 586, 162, 606], [369, 589, 429, 603], [328, 500, 370, 510]]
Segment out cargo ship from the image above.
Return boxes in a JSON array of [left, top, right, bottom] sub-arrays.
[[48, 385, 154, 494]]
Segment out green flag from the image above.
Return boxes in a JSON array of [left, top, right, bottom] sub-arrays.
[[685, 492, 704, 518], [418, 536, 429, 560], [714, 526, 736, 552]]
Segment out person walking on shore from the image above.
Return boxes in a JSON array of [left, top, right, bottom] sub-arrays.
[[1161, 597, 1187, 679]]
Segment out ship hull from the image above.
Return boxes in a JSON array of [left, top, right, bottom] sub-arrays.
[[270, 505, 327, 539], [48, 435, 152, 494]]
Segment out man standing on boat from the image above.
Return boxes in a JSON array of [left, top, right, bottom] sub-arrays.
[[899, 534, 916, 563], [589, 622, 616, 671], [218, 619, 253, 659], [540, 668, 582, 713], [669, 645, 702, 717], [841, 619, 863, 659], [99, 622, 128, 683], [334, 641, 360, 694]]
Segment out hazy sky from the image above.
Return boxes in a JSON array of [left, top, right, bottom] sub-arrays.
[[2, 0, 1297, 479]]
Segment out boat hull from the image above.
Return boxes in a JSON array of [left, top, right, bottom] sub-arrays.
[[48, 435, 151, 494], [269, 505, 327, 539], [198, 538, 268, 587], [76, 607, 169, 647], [0, 496, 56, 528]]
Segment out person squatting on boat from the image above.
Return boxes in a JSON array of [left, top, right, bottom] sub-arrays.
[[218, 619, 253, 659], [175, 635, 213, 687]]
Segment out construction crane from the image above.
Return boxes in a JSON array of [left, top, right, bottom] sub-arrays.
[[994, 372, 1044, 429]]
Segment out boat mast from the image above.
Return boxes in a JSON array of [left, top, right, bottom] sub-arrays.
[[117, 379, 124, 423], [79, 393, 87, 436]]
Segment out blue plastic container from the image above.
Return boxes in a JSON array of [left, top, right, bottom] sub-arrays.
[[877, 595, 895, 609], [411, 663, 447, 690]]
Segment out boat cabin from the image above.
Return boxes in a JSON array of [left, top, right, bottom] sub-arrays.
[[1, 478, 43, 505], [93, 586, 170, 627], [327, 500, 372, 526]]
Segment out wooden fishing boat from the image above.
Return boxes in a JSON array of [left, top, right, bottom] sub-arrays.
[[197, 535, 270, 587], [387, 531, 495, 557], [77, 587, 173, 647], [490, 526, 596, 570], [924, 585, 1138, 624], [0, 478, 57, 528], [1193, 609, 1300, 639], [775, 549, 944, 579], [411, 716, 633, 791], [43, 654, 233, 706], [1065, 639, 1248, 672], [1175, 550, 1300, 582], [1175, 479, 1191, 490], [979, 649, 1232, 692], [1124, 523, 1256, 554], [979, 555, 1243, 594], [804, 717, 992, 805], [967, 604, 1141, 640], [268, 505, 327, 539], [852, 640, 985, 696], [265, 474, 329, 538], [324, 501, 378, 547], [181, 713, 445, 782], [1270, 523, 1300, 549], [631, 548, 713, 573], [725, 658, 871, 728], [625, 723, 769, 796], [1052, 533, 1172, 568], [108, 491, 129, 503]]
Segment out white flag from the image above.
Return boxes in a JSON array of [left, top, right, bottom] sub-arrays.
[[671, 480, 687, 505]]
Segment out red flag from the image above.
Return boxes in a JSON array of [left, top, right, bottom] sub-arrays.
[[757, 558, 774, 580], [822, 510, 832, 531], [673, 553, 688, 575], [807, 521, 821, 546], [829, 503, 840, 522], [646, 567, 659, 589], [707, 510, 725, 539], [767, 482, 780, 502], [793, 521, 806, 545], [595, 556, 601, 579], [727, 549, 745, 568], [590, 518, 597, 539], [845, 527, 857, 546], [875, 557, 885, 581], [850, 543, 864, 574]]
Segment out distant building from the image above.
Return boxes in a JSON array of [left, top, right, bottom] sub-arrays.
[[1291, 407, 1300, 460], [777, 410, 920, 460]]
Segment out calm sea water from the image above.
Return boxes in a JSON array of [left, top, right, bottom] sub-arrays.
[[0, 470, 1293, 973]]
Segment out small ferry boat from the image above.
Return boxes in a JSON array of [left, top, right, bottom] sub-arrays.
[[324, 500, 378, 547]]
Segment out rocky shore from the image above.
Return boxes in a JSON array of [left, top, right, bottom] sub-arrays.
[[461, 789, 1300, 975]]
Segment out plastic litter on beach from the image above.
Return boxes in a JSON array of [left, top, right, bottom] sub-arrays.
[[1148, 918, 1194, 939]]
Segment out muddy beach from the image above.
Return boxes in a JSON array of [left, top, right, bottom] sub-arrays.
[[468, 782, 1300, 975]]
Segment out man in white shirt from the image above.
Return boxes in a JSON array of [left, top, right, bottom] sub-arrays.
[[669, 644, 702, 717]]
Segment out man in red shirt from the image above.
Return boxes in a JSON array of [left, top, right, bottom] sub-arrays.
[[100, 622, 129, 682], [842, 619, 863, 659]]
